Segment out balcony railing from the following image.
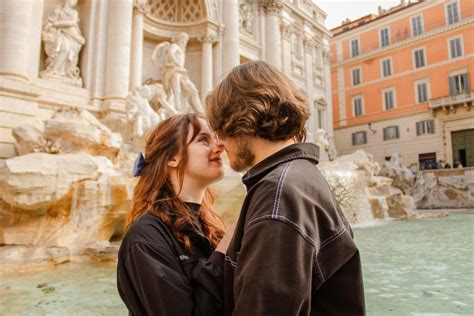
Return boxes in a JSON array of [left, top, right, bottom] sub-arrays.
[[429, 91, 474, 109]]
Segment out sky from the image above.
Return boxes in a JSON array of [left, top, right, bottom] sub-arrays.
[[315, 0, 404, 30]]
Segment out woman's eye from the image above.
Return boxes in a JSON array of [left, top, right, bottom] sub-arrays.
[[199, 137, 209, 144]]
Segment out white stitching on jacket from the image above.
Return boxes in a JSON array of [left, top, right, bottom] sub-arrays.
[[271, 161, 292, 219]]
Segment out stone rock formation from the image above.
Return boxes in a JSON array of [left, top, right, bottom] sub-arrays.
[[318, 150, 415, 225], [380, 152, 416, 194], [0, 108, 134, 272]]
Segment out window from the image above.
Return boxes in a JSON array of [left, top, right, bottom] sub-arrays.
[[415, 80, 429, 103], [419, 152, 437, 170], [350, 38, 360, 57], [446, 1, 460, 25], [413, 48, 426, 68], [416, 120, 435, 136], [381, 58, 392, 77], [352, 68, 361, 86], [352, 131, 367, 145], [449, 73, 470, 95], [380, 28, 390, 47], [449, 37, 463, 59], [383, 126, 399, 141], [411, 15, 423, 36], [353, 96, 364, 117], [382, 88, 396, 110]]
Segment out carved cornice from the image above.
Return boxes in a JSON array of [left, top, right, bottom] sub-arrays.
[[134, 0, 150, 14]]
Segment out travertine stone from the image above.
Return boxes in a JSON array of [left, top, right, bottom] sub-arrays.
[[0, 245, 70, 273]]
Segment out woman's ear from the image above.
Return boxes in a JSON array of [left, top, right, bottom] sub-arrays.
[[167, 155, 180, 168]]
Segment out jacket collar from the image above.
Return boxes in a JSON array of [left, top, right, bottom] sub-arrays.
[[242, 142, 319, 189]]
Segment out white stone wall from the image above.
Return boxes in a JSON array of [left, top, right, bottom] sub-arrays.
[[334, 112, 445, 167]]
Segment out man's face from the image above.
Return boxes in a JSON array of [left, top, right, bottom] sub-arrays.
[[216, 136, 255, 172]]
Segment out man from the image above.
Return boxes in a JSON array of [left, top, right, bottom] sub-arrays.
[[206, 61, 365, 315]]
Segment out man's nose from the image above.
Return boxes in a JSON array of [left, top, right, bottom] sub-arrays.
[[214, 138, 225, 153]]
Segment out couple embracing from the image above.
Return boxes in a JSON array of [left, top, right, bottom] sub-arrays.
[[117, 61, 365, 316]]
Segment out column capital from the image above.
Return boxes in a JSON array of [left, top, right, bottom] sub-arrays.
[[322, 47, 331, 63], [280, 21, 293, 40], [198, 31, 218, 44], [134, 0, 150, 14], [260, 0, 283, 15], [303, 34, 316, 50]]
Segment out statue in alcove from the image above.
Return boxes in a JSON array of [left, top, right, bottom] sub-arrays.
[[41, 0, 85, 86], [152, 33, 204, 113]]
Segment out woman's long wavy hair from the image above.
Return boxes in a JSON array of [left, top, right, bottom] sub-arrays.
[[126, 113, 225, 252]]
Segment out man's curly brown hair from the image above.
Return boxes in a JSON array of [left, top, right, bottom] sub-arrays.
[[205, 61, 309, 142]]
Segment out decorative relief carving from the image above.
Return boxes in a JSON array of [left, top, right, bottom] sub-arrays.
[[149, 0, 203, 23], [239, 2, 255, 35], [40, 0, 85, 86]]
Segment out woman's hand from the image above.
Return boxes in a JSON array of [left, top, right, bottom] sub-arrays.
[[215, 223, 236, 254]]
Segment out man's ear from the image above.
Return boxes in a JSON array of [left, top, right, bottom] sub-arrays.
[[167, 155, 180, 168]]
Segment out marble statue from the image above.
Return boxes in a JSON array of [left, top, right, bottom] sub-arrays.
[[40, 0, 85, 86], [152, 33, 204, 113], [126, 83, 178, 142]]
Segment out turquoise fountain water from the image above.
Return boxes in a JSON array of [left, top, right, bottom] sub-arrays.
[[1, 213, 473, 315]]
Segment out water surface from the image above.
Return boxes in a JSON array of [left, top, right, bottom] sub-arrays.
[[1, 213, 473, 315]]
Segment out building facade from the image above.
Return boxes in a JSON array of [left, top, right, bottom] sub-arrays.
[[0, 0, 333, 161], [330, 0, 474, 169]]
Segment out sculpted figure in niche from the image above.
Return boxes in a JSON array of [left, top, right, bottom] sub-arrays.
[[126, 83, 178, 144], [41, 0, 85, 86], [152, 33, 204, 113]]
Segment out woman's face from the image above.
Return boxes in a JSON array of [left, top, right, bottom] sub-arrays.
[[182, 118, 224, 186]]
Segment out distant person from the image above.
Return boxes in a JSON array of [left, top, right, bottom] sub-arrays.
[[453, 160, 463, 168], [444, 163, 451, 169], [206, 61, 365, 315], [117, 113, 234, 315]]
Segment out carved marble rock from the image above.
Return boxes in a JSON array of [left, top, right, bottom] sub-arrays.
[[318, 150, 415, 224], [40, 0, 85, 86], [380, 152, 415, 194], [152, 32, 203, 113]]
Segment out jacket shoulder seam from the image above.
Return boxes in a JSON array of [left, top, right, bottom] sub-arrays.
[[271, 161, 292, 218], [246, 215, 319, 250]]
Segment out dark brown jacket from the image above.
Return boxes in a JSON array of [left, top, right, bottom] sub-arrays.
[[224, 143, 365, 315]]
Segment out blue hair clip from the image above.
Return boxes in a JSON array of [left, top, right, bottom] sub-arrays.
[[133, 152, 146, 177]]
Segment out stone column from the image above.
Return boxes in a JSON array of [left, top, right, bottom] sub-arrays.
[[322, 45, 334, 143], [304, 35, 316, 139], [129, 0, 148, 90], [104, 0, 134, 107], [262, 0, 283, 69], [198, 32, 217, 101], [222, 0, 240, 75], [0, 0, 42, 81]]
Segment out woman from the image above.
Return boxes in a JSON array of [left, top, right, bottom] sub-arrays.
[[117, 113, 232, 315]]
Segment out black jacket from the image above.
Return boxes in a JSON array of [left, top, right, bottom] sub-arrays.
[[117, 203, 224, 316], [224, 143, 365, 315]]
